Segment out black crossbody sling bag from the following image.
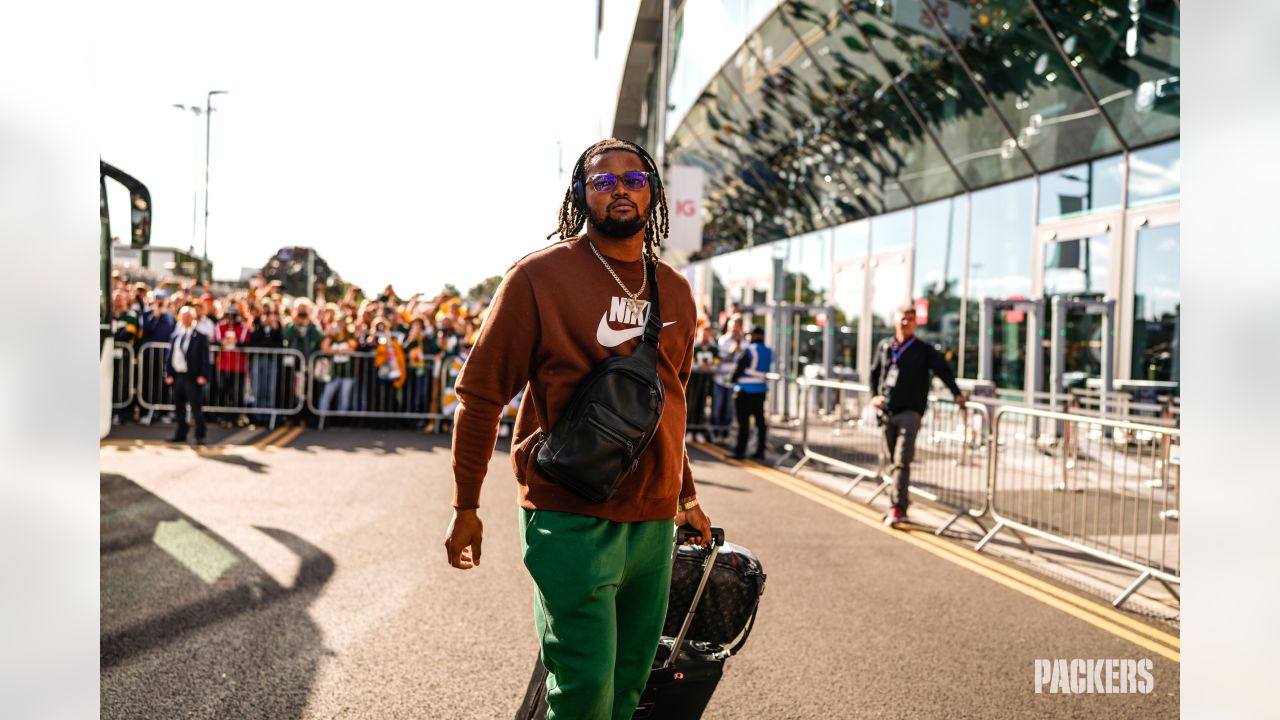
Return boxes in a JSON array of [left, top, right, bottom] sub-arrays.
[[536, 260, 665, 503]]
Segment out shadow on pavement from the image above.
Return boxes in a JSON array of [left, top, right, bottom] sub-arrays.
[[101, 473, 334, 719], [285, 428, 462, 456], [690, 477, 753, 493], [191, 450, 272, 474]]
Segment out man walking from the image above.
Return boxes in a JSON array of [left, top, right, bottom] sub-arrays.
[[729, 326, 773, 460], [165, 307, 210, 446], [443, 139, 712, 720], [870, 303, 966, 528]]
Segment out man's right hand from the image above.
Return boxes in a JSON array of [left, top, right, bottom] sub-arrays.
[[164, 376, 173, 385], [444, 508, 483, 569], [871, 395, 885, 409]]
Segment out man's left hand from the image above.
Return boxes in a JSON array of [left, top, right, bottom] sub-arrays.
[[676, 504, 713, 548], [955, 393, 967, 411]]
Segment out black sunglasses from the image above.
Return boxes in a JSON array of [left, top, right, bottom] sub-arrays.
[[584, 171, 654, 193]]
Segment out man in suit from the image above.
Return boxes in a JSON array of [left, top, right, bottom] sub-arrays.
[[166, 306, 211, 445]]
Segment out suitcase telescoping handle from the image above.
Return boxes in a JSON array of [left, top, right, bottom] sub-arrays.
[[664, 525, 725, 668], [676, 525, 724, 546]]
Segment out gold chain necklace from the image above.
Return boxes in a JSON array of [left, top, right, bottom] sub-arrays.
[[587, 239, 647, 318]]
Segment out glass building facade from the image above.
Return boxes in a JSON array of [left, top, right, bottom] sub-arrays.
[[621, 0, 1179, 392]]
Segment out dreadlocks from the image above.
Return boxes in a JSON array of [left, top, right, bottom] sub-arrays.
[[547, 138, 670, 261]]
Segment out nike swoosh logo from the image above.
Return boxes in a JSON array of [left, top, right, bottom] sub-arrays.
[[597, 314, 676, 348]]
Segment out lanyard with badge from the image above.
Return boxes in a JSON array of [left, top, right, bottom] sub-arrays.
[[882, 337, 914, 389]]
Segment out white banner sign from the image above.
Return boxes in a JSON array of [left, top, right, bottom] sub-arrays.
[[665, 165, 705, 252]]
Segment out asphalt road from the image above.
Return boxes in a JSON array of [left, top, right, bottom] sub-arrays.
[[100, 425, 1179, 719]]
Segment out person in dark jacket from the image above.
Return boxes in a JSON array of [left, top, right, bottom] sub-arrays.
[[248, 305, 285, 426], [283, 303, 323, 426], [140, 294, 176, 425], [165, 306, 211, 445], [870, 302, 966, 528]]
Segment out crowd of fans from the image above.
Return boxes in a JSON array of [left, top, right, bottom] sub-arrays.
[[109, 272, 762, 441], [109, 273, 489, 431]]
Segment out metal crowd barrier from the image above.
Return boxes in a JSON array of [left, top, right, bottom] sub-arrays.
[[308, 350, 448, 427], [788, 377, 992, 535], [136, 342, 307, 425], [976, 405, 1181, 607], [904, 398, 992, 535], [111, 343, 136, 409]]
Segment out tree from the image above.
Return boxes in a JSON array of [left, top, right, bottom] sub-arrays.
[[440, 283, 462, 299], [260, 247, 344, 301], [466, 275, 503, 303]]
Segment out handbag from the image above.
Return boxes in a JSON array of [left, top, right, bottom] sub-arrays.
[[535, 260, 665, 503], [663, 537, 766, 648]]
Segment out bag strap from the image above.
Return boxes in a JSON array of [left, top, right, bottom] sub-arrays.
[[640, 258, 662, 350], [728, 592, 761, 656]]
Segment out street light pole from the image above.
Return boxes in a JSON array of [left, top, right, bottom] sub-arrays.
[[203, 90, 229, 284], [171, 104, 202, 251]]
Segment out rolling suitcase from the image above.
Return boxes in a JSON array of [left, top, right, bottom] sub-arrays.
[[515, 526, 764, 720]]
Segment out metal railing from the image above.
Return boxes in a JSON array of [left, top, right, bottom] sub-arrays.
[[307, 350, 453, 427], [787, 377, 992, 535], [111, 343, 136, 409], [136, 342, 307, 423], [976, 405, 1180, 607], [767, 376, 1181, 608]]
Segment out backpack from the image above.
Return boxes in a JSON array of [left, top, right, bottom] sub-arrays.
[[536, 261, 665, 503]]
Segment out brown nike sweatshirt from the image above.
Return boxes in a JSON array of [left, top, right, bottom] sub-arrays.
[[450, 235, 698, 522]]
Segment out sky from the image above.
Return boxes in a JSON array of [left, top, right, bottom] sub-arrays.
[[98, 0, 607, 297]]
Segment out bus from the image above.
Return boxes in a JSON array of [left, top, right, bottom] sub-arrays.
[[100, 160, 151, 438]]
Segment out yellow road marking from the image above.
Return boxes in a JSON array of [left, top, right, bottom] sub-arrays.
[[689, 442, 1180, 663], [270, 426, 305, 449], [252, 426, 291, 449]]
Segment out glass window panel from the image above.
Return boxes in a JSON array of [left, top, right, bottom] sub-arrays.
[[779, 3, 889, 217], [746, 243, 775, 279], [1043, 234, 1110, 297], [871, 207, 913, 252], [1131, 223, 1179, 382], [1128, 140, 1180, 206], [850, 0, 1034, 188], [1038, 0, 1180, 147], [964, 178, 1034, 379], [787, 230, 831, 305], [833, 219, 869, 261], [1038, 154, 1124, 222], [913, 195, 967, 375], [667, 1, 755, 137], [796, 3, 963, 206], [941, 1, 1124, 170], [709, 255, 730, 325], [832, 262, 864, 375]]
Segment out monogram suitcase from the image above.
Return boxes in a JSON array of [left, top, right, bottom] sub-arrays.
[[515, 526, 765, 720]]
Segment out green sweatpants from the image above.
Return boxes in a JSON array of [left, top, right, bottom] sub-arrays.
[[520, 508, 674, 720]]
